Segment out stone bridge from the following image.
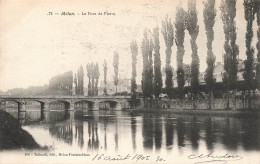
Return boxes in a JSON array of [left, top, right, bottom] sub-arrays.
[[0, 96, 131, 112]]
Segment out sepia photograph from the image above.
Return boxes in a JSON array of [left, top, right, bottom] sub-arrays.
[[0, 0, 260, 163]]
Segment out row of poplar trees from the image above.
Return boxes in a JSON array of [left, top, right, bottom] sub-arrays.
[[52, 55, 120, 97], [73, 63, 100, 96], [74, 65, 84, 95], [130, 0, 260, 109]]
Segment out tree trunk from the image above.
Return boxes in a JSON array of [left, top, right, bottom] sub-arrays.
[[226, 90, 230, 110], [248, 89, 251, 109], [150, 97, 153, 108], [157, 97, 159, 109], [193, 94, 197, 110], [233, 89, 237, 110], [242, 91, 245, 108], [208, 90, 214, 110]]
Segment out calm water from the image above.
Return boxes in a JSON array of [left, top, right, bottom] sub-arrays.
[[2, 107, 260, 164]]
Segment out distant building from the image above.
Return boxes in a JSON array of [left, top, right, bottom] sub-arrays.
[[213, 62, 225, 82], [213, 59, 257, 82]]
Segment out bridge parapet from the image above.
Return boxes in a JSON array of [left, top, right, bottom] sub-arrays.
[[0, 95, 131, 111]]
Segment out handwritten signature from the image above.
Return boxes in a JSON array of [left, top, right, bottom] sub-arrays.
[[188, 150, 243, 164]]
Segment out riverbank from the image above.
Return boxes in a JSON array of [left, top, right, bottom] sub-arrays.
[[124, 108, 260, 117], [0, 110, 46, 150]]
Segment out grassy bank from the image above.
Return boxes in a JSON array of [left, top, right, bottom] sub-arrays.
[[0, 110, 45, 150], [124, 108, 260, 117]]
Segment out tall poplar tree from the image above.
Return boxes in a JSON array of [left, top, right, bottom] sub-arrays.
[[153, 27, 163, 107], [186, 0, 200, 109], [103, 60, 108, 95], [77, 65, 84, 96], [86, 64, 92, 96], [91, 62, 95, 96], [243, 0, 256, 109], [113, 52, 119, 94], [162, 15, 174, 99], [141, 29, 152, 107], [204, 0, 216, 110], [220, 0, 239, 109], [94, 63, 100, 96], [74, 73, 78, 95], [255, 0, 260, 90], [175, 6, 186, 101], [130, 40, 138, 107], [148, 36, 154, 108]]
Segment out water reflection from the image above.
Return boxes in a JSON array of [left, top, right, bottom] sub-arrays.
[[189, 117, 200, 150], [177, 118, 186, 147], [165, 116, 174, 149], [3, 108, 260, 153], [204, 117, 217, 150], [142, 114, 154, 150], [131, 116, 137, 151], [49, 121, 73, 145]]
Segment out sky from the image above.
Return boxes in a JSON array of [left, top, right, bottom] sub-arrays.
[[0, 0, 258, 91]]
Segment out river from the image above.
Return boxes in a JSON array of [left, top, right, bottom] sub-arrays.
[[1, 107, 260, 164]]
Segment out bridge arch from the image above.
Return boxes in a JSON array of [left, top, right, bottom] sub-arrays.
[[0, 99, 21, 105], [48, 100, 71, 110], [99, 100, 122, 110], [74, 100, 96, 110], [0, 99, 21, 111], [24, 100, 45, 111]]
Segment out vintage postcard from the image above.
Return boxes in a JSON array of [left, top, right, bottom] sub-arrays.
[[0, 0, 259, 163]]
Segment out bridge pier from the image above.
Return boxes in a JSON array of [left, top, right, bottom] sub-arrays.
[[115, 103, 122, 110], [93, 102, 99, 110], [69, 102, 74, 111], [42, 102, 50, 111], [18, 102, 26, 112]]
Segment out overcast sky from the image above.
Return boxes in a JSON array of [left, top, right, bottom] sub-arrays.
[[0, 0, 258, 91]]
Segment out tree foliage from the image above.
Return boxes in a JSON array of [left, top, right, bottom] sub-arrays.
[[175, 6, 186, 100], [130, 40, 138, 107], [186, 0, 200, 109], [94, 63, 100, 96], [141, 29, 154, 107], [86, 62, 100, 96], [103, 59, 108, 95], [184, 64, 191, 86], [49, 70, 73, 95], [162, 15, 174, 98], [113, 51, 119, 93], [255, 0, 260, 89], [204, 0, 216, 110], [243, 0, 256, 109], [220, 0, 239, 109], [77, 65, 84, 96], [153, 27, 163, 100]]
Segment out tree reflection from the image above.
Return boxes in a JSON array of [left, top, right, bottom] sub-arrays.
[[142, 114, 154, 150], [241, 117, 260, 151], [131, 116, 137, 151], [155, 116, 162, 150], [177, 118, 185, 147], [222, 118, 239, 150], [205, 117, 217, 150], [49, 121, 73, 145], [87, 120, 99, 151], [75, 120, 84, 148], [189, 117, 200, 150], [165, 117, 174, 149]]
